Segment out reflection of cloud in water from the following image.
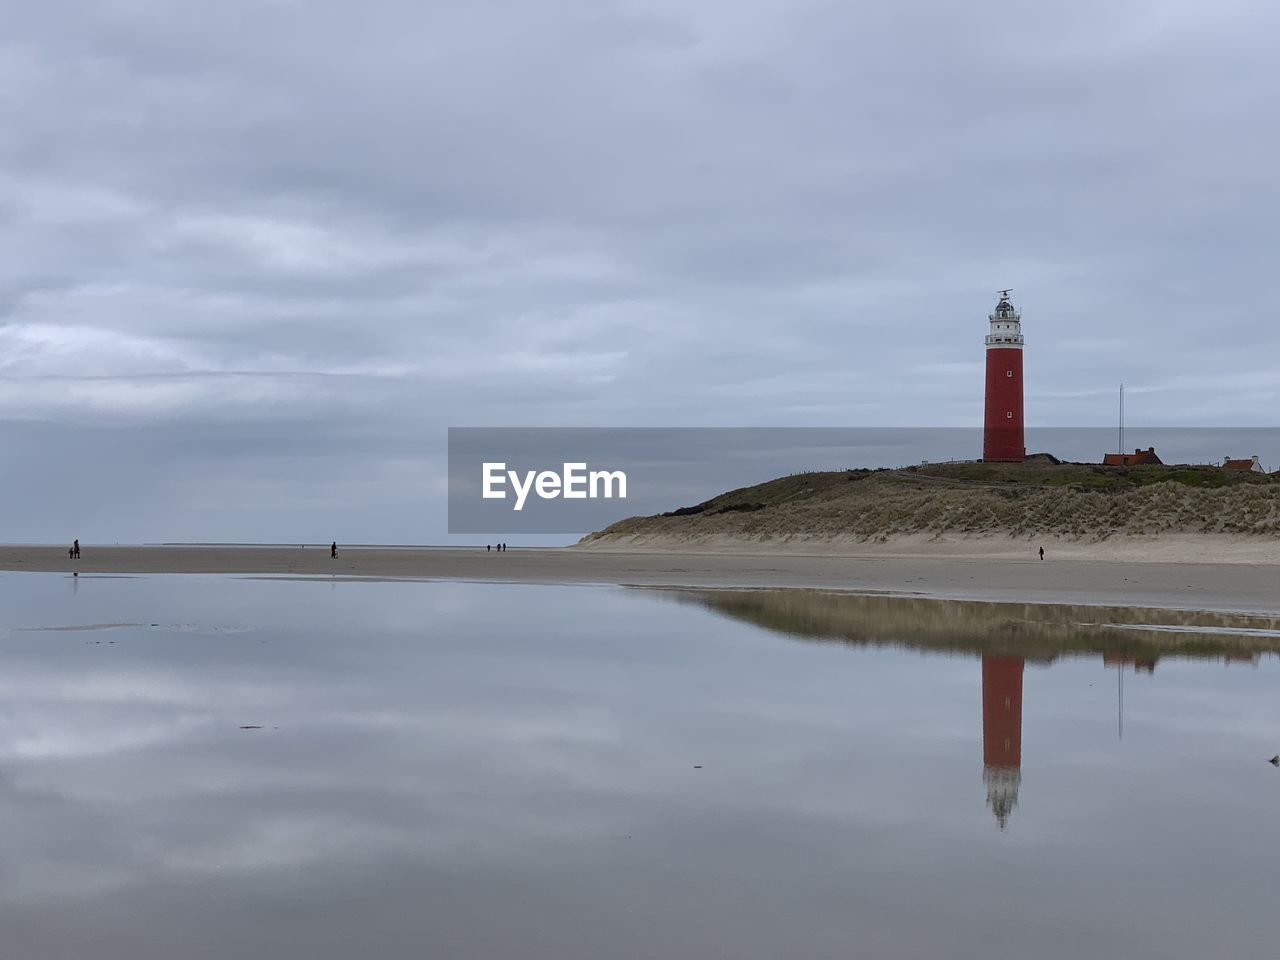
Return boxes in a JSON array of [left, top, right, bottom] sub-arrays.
[[4, 714, 214, 761], [13, 622, 145, 632], [0, 617, 651, 910], [4, 576, 1280, 959], [10, 622, 255, 633]]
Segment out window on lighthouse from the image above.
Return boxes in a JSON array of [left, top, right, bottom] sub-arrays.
[[1006, 411, 1013, 419], [1007, 370, 1013, 377]]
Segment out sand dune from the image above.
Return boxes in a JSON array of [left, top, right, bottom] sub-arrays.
[[582, 463, 1280, 549]]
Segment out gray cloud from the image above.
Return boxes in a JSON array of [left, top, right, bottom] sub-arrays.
[[2, 0, 1277, 540]]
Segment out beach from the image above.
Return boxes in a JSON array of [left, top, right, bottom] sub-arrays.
[[2, 540, 1278, 614]]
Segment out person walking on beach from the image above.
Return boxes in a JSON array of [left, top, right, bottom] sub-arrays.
[[331, 541, 338, 559], [73, 539, 80, 559], [1038, 546, 1044, 560]]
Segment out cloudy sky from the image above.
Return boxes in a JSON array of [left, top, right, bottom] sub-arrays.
[[2, 0, 1277, 543]]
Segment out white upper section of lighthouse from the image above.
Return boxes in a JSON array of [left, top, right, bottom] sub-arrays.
[[985, 290, 1024, 348]]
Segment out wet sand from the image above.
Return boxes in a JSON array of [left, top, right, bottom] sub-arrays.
[[2, 544, 1278, 614]]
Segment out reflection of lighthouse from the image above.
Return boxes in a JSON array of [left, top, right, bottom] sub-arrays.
[[982, 656, 1024, 829]]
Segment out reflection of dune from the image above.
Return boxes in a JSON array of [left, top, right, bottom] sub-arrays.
[[664, 588, 1280, 664]]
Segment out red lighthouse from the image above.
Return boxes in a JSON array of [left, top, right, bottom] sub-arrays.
[[983, 290, 1026, 462], [981, 656, 1024, 829]]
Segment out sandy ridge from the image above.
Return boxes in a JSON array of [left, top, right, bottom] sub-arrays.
[[2, 542, 1279, 615]]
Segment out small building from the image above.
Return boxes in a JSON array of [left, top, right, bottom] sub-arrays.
[[1222, 455, 1265, 473], [1104, 447, 1163, 467]]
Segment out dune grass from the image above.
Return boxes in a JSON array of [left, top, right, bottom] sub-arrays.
[[582, 461, 1280, 544]]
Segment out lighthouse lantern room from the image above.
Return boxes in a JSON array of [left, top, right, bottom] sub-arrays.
[[983, 290, 1026, 462]]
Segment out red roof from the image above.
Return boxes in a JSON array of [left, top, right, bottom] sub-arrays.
[[1103, 447, 1163, 466], [1223, 459, 1255, 471]]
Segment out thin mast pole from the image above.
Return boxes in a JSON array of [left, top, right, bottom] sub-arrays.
[[1118, 662, 1124, 740], [1119, 383, 1124, 455]]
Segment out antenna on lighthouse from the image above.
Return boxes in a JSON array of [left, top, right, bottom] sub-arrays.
[[1118, 383, 1125, 456]]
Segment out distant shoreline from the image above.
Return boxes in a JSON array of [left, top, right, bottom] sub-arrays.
[[3, 542, 1280, 616], [0, 542, 554, 550]]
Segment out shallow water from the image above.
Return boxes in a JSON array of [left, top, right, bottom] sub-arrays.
[[2, 574, 1279, 959]]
